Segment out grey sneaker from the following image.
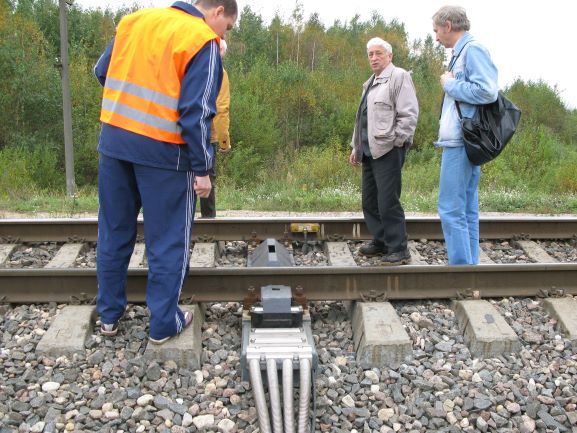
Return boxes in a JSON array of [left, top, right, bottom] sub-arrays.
[[100, 322, 119, 337], [99, 306, 129, 337], [149, 311, 193, 345], [359, 241, 385, 256], [382, 249, 411, 265]]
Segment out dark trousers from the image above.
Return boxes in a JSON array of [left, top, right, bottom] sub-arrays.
[[362, 146, 407, 253], [199, 144, 217, 217]]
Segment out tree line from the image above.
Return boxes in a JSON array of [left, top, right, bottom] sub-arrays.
[[0, 0, 575, 196]]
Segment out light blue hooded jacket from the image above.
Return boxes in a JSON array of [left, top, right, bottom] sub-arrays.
[[436, 32, 498, 147]]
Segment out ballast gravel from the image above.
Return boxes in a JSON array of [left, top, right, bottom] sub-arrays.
[[1, 297, 576, 433]]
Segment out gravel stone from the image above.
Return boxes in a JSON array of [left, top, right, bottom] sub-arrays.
[[192, 414, 215, 429], [1, 293, 577, 433], [41, 382, 61, 393]]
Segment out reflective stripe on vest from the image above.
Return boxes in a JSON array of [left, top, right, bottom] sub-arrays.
[[100, 7, 218, 144], [106, 77, 179, 110], [102, 98, 182, 136]]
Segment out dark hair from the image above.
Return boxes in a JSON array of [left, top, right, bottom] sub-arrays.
[[195, 0, 238, 17]]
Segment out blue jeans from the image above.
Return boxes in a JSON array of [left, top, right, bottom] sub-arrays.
[[438, 146, 481, 265]]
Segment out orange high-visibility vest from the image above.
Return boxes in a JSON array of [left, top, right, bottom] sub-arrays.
[[100, 7, 219, 144]]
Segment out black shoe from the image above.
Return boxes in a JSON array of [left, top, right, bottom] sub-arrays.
[[359, 241, 385, 257], [382, 249, 411, 265]]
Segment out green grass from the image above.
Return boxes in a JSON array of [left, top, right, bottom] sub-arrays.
[[0, 187, 99, 216], [1, 134, 576, 215], [217, 184, 577, 214], [2, 172, 576, 216]]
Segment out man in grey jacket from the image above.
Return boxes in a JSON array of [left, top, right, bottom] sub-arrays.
[[350, 37, 419, 264]]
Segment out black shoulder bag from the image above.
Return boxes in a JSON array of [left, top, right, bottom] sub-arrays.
[[455, 92, 521, 165], [446, 41, 522, 165]]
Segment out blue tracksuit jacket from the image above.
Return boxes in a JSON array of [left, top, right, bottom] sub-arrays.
[[93, 1, 223, 176]]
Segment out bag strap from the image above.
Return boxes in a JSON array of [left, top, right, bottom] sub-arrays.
[[439, 40, 474, 119], [449, 40, 473, 72], [455, 100, 464, 120]]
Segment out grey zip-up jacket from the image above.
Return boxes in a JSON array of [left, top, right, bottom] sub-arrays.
[[351, 63, 419, 160]]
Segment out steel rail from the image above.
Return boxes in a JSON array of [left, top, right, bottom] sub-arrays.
[[1, 263, 576, 303], [1, 216, 577, 242]]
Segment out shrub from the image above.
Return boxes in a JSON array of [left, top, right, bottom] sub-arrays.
[[481, 122, 558, 191], [282, 135, 356, 190], [0, 143, 62, 198], [506, 80, 568, 137], [0, 147, 35, 199], [219, 145, 264, 188], [554, 151, 577, 192]]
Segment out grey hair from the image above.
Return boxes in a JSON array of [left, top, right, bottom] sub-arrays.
[[433, 6, 470, 32], [366, 37, 393, 54]]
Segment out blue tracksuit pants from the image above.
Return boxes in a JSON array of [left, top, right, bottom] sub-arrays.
[[96, 154, 196, 340]]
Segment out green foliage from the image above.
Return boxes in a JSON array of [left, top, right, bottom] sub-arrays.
[[410, 36, 445, 148], [68, 51, 103, 187], [562, 109, 577, 145], [227, 6, 272, 70], [281, 135, 356, 190], [553, 148, 577, 192], [1, 1, 576, 215], [0, 143, 61, 199], [506, 79, 568, 137], [26, 0, 59, 58], [481, 122, 558, 191], [403, 147, 441, 198], [0, 147, 36, 200], [0, 6, 62, 149], [222, 61, 282, 187], [219, 146, 263, 189]]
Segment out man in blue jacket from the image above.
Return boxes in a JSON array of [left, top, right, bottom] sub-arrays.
[[433, 6, 498, 265], [94, 0, 237, 344]]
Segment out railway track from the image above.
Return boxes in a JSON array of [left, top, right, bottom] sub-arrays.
[[2, 217, 577, 433], [2, 215, 577, 242], [0, 216, 576, 303]]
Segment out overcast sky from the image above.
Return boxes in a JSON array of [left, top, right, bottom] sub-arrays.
[[72, 0, 576, 109]]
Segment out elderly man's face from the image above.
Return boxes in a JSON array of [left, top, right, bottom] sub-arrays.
[[433, 21, 453, 48], [367, 45, 392, 76]]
